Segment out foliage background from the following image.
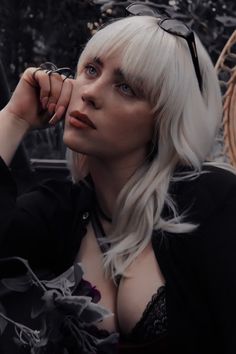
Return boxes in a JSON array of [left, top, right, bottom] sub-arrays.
[[0, 0, 235, 160]]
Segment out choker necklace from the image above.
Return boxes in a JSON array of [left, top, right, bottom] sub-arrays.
[[96, 203, 112, 223]]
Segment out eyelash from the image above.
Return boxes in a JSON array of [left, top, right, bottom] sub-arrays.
[[83, 64, 136, 97], [84, 64, 97, 77], [117, 83, 135, 97]]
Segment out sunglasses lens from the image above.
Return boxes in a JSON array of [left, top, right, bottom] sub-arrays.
[[160, 19, 190, 38], [126, 4, 160, 17], [125, 3, 202, 92]]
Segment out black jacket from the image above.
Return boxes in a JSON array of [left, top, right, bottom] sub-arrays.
[[1, 156, 236, 354]]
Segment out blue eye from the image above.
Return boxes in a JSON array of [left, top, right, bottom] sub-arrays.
[[119, 83, 135, 96], [85, 65, 97, 77]]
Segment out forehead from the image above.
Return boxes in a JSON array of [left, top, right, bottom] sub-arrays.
[[88, 56, 123, 76], [77, 51, 122, 70], [78, 54, 144, 86]]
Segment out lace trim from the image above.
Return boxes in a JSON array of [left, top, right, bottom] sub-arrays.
[[129, 285, 167, 342]]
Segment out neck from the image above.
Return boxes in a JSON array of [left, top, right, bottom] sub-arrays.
[[88, 155, 145, 219]]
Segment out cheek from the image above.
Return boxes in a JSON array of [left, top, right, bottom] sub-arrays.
[[106, 108, 154, 148], [120, 107, 154, 140], [134, 119, 154, 145]]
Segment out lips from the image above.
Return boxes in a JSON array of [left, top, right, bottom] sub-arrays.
[[69, 110, 97, 129]]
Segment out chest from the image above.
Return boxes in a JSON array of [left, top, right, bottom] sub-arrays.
[[76, 222, 165, 335]]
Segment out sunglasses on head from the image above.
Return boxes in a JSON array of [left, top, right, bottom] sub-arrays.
[[126, 3, 203, 93]]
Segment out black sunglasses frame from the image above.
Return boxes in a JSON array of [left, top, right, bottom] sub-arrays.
[[126, 3, 203, 93]]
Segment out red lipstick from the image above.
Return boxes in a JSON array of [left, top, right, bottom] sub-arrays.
[[68, 110, 97, 129]]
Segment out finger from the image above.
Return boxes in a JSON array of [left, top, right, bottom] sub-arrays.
[[47, 72, 65, 114], [49, 78, 73, 125], [30, 68, 51, 109], [32, 68, 43, 82]]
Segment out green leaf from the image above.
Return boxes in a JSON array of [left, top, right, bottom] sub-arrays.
[[43, 266, 75, 285], [0, 303, 8, 335], [0, 256, 30, 272], [80, 302, 112, 324], [0, 257, 45, 291], [41, 289, 61, 309], [96, 331, 120, 350], [31, 297, 45, 319], [43, 277, 74, 292], [216, 15, 236, 26], [1, 274, 32, 292], [55, 295, 92, 316], [73, 262, 84, 288]]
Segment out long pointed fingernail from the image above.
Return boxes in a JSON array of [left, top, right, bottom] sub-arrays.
[[49, 106, 65, 125], [49, 112, 57, 124], [56, 105, 65, 119]]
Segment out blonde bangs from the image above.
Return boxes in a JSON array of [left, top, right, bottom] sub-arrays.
[[77, 16, 175, 107]]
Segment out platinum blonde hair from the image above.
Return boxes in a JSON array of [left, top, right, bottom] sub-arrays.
[[67, 15, 222, 279]]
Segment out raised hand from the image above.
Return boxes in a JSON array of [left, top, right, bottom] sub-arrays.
[[3, 64, 74, 130], [0, 63, 74, 165]]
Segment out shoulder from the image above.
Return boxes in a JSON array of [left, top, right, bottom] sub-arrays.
[[195, 164, 236, 204], [199, 163, 236, 189], [175, 163, 236, 192], [172, 163, 236, 223], [194, 164, 236, 203], [18, 176, 94, 214]]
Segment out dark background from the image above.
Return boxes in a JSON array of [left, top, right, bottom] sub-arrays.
[[0, 0, 235, 186]]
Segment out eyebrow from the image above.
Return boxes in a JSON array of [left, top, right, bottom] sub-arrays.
[[93, 57, 126, 81], [92, 56, 145, 96]]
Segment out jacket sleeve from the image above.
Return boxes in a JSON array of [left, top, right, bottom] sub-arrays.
[[198, 182, 236, 354], [0, 156, 75, 274], [156, 166, 236, 354]]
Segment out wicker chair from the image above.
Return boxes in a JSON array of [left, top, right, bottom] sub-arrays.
[[213, 30, 236, 165]]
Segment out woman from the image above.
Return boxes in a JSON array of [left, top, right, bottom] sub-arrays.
[[0, 3, 236, 353]]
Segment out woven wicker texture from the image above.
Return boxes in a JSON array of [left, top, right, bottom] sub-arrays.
[[215, 30, 236, 165]]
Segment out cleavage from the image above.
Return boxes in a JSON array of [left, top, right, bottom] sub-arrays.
[[76, 222, 165, 335]]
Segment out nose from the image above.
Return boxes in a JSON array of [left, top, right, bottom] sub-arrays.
[[81, 93, 97, 109], [80, 80, 104, 109]]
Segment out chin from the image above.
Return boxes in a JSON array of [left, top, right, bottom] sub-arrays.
[[63, 131, 93, 156], [63, 132, 81, 153]]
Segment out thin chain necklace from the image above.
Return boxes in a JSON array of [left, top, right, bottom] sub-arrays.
[[91, 207, 122, 284], [91, 208, 110, 253], [95, 202, 112, 223]]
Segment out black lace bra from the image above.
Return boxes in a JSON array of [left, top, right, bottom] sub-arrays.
[[90, 208, 168, 344], [124, 285, 167, 343]]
